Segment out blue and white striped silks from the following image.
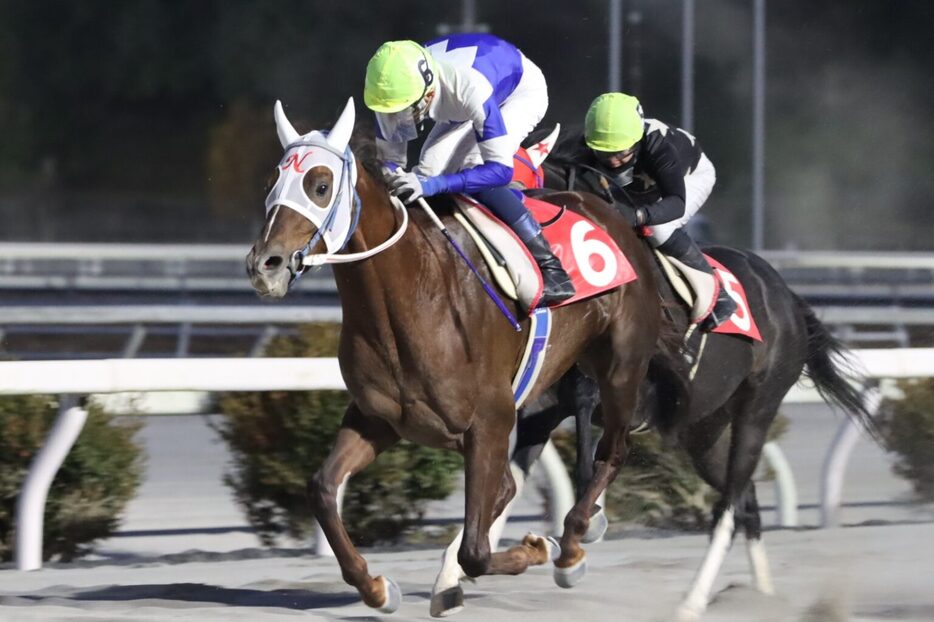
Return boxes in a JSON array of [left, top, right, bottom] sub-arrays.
[[511, 307, 552, 408]]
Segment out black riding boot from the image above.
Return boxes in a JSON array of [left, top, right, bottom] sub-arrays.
[[657, 229, 736, 328], [703, 283, 739, 329], [525, 232, 576, 306], [472, 187, 575, 307]]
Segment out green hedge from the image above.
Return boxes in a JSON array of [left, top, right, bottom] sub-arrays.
[[0, 396, 143, 561], [881, 379, 934, 501], [214, 324, 463, 547], [552, 413, 790, 531]]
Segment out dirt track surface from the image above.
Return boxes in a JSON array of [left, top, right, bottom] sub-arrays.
[[3, 521, 933, 621]]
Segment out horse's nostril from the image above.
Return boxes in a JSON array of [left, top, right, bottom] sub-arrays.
[[263, 255, 284, 271]]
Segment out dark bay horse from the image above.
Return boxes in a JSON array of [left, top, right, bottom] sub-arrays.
[[246, 98, 661, 615], [525, 134, 881, 620]]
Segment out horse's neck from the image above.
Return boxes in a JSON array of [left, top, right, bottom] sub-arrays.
[[331, 184, 419, 328]]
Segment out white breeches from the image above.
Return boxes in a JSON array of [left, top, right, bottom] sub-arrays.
[[649, 152, 716, 246], [414, 55, 548, 178]]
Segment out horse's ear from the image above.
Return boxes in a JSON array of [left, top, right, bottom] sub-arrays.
[[274, 100, 300, 148], [527, 123, 561, 169], [326, 97, 355, 152]]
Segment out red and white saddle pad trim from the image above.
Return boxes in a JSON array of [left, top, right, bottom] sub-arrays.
[[705, 255, 763, 342]]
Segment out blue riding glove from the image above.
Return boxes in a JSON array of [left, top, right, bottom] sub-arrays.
[[389, 172, 444, 203]]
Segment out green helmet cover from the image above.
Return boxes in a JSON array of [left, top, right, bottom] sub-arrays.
[[584, 92, 645, 152], [364, 40, 435, 113]]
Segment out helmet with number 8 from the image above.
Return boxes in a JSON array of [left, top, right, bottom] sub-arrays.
[[364, 40, 437, 116], [584, 92, 645, 153]]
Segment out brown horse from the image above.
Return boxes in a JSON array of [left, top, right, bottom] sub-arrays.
[[246, 98, 660, 615]]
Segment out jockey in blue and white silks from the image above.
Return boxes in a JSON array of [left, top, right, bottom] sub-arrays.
[[363, 34, 575, 306]]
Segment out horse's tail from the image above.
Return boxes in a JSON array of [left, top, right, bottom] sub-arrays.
[[794, 293, 882, 440]]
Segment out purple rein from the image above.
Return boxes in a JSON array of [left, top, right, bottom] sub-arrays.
[[415, 198, 522, 332]]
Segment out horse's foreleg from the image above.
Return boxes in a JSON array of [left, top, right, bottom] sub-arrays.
[[308, 404, 400, 612], [431, 462, 536, 617], [486, 462, 557, 575], [458, 417, 513, 578], [562, 366, 600, 501]]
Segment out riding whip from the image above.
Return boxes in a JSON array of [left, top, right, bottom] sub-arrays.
[[414, 197, 522, 332]]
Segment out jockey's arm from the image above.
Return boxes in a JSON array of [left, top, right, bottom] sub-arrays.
[[640, 140, 686, 225], [420, 98, 514, 195]]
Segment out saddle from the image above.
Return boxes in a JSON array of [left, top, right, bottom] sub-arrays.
[[652, 246, 762, 342], [453, 194, 637, 313]]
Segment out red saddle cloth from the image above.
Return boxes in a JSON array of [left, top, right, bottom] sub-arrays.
[[524, 196, 637, 308], [705, 255, 763, 341]]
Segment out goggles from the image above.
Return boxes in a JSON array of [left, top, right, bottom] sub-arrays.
[[594, 145, 638, 166]]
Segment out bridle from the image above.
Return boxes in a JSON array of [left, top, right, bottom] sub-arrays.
[[269, 137, 409, 278]]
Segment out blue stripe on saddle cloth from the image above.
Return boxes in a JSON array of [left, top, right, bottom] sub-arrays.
[[512, 307, 552, 408]]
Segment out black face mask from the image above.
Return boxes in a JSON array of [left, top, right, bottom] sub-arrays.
[[594, 143, 640, 188], [609, 164, 635, 187]]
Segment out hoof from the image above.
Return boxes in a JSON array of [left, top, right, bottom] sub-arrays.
[[581, 509, 608, 544], [553, 556, 587, 589], [377, 576, 402, 614], [429, 585, 465, 618]]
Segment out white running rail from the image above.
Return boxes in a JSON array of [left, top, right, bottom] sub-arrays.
[[3, 348, 932, 569]]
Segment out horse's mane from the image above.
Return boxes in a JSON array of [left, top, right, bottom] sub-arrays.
[[350, 123, 388, 190]]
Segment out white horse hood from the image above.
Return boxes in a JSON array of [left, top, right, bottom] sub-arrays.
[[265, 98, 358, 255]]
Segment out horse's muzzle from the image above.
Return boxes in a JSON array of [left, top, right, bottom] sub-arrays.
[[246, 246, 293, 298]]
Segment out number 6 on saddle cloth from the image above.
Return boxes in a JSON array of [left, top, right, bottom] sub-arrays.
[[452, 194, 638, 314]]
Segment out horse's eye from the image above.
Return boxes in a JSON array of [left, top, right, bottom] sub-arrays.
[[316, 183, 329, 196]]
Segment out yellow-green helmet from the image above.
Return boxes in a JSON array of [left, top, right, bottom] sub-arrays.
[[584, 92, 645, 152], [364, 40, 436, 113]]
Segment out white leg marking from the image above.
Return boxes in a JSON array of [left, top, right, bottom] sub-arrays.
[[432, 529, 465, 597], [677, 506, 735, 621], [488, 463, 526, 551], [430, 463, 526, 615], [746, 537, 774, 595]]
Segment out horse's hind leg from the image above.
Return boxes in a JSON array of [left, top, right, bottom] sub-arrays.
[[486, 463, 557, 575], [677, 390, 776, 621], [554, 345, 650, 587], [741, 483, 774, 595], [307, 403, 401, 612]]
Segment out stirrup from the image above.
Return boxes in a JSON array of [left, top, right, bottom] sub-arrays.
[[702, 293, 737, 330], [539, 284, 575, 307]]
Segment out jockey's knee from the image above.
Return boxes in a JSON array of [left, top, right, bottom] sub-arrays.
[[473, 186, 528, 225]]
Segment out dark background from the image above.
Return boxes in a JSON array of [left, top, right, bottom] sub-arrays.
[[1, 0, 931, 250]]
